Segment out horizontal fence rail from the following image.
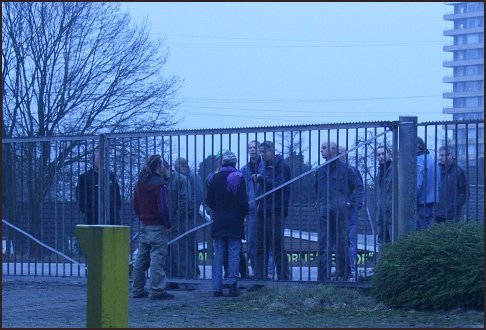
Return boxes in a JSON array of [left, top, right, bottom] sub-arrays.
[[2, 118, 483, 283]]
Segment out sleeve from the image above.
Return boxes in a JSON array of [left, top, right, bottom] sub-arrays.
[[349, 167, 364, 209], [205, 179, 215, 210], [416, 155, 424, 196], [111, 172, 122, 210], [76, 174, 86, 213], [238, 178, 249, 216], [456, 167, 468, 208], [133, 189, 140, 217], [158, 185, 171, 229]]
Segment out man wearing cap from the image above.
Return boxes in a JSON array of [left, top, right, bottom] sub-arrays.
[[253, 141, 291, 281], [206, 150, 249, 297]]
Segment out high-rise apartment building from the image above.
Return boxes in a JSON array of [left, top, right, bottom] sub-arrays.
[[443, 2, 484, 169]]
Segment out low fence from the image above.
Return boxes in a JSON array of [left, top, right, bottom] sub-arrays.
[[2, 117, 483, 281]]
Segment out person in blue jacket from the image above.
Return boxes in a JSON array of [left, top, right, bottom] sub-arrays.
[[416, 137, 438, 230]]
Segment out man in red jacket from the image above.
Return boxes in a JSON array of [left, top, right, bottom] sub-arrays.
[[132, 155, 174, 300]]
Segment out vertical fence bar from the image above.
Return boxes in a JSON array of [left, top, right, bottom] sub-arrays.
[[397, 116, 417, 238]]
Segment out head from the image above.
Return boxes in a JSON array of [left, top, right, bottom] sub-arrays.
[[337, 145, 347, 162], [320, 141, 337, 161], [214, 149, 225, 170], [92, 148, 100, 172], [438, 146, 455, 166], [416, 137, 427, 154], [174, 157, 189, 174], [376, 145, 392, 165], [136, 155, 171, 188], [221, 150, 237, 167], [259, 141, 275, 163], [248, 140, 260, 161]]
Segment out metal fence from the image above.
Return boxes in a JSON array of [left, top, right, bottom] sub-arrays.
[[2, 117, 483, 282]]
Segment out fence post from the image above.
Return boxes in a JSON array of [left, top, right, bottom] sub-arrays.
[[397, 116, 417, 238], [98, 134, 109, 225], [76, 225, 129, 328]]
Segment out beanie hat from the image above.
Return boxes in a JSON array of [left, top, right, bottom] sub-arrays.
[[221, 150, 237, 166]]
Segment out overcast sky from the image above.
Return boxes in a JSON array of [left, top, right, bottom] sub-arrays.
[[123, 2, 452, 130]]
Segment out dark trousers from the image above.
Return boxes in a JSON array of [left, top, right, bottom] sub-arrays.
[[318, 211, 350, 281], [255, 211, 290, 280]]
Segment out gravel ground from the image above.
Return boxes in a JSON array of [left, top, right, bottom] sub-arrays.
[[2, 275, 484, 328]]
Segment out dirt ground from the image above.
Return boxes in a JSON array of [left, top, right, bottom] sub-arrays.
[[2, 275, 484, 328]]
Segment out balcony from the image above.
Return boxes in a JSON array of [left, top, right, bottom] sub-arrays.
[[443, 75, 484, 83], [443, 58, 484, 67], [442, 106, 484, 115], [443, 90, 484, 99], [444, 12, 484, 21], [444, 27, 484, 36], [443, 43, 484, 52]]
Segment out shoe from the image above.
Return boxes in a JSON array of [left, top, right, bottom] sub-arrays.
[[213, 291, 223, 297], [246, 284, 264, 292], [229, 288, 241, 297], [132, 290, 149, 298], [165, 282, 179, 290], [150, 291, 174, 300], [181, 284, 196, 290]]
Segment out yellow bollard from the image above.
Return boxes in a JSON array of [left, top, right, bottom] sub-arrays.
[[76, 225, 129, 328]]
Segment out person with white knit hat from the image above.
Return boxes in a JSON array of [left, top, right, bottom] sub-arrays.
[[205, 150, 249, 297]]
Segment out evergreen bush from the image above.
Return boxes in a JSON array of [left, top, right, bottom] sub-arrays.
[[371, 222, 484, 310]]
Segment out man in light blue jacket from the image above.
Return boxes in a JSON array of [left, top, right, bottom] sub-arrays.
[[416, 137, 437, 230]]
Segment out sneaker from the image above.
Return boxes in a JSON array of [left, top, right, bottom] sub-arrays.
[[213, 291, 223, 297], [150, 291, 174, 300], [229, 288, 241, 297], [165, 282, 179, 290], [132, 290, 149, 298]]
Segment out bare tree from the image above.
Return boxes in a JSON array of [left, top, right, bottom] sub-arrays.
[[2, 2, 181, 256]]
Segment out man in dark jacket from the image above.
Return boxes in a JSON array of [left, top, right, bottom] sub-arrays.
[[76, 148, 121, 225], [206, 150, 249, 297], [376, 145, 393, 244], [315, 141, 364, 282], [132, 155, 174, 300], [253, 141, 291, 281], [435, 146, 468, 223]]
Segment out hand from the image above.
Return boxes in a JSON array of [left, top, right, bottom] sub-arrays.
[[252, 174, 259, 182]]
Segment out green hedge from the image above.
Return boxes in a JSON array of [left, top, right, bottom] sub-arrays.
[[371, 222, 484, 310]]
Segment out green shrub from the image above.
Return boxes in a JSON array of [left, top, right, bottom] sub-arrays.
[[371, 222, 484, 311]]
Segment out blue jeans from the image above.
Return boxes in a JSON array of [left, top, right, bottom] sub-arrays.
[[212, 238, 241, 292], [132, 225, 169, 296], [416, 204, 434, 230]]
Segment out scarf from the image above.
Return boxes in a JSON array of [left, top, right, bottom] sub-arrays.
[[219, 165, 243, 195]]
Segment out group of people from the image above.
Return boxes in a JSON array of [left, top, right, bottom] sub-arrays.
[[76, 134, 469, 299], [376, 137, 468, 250]]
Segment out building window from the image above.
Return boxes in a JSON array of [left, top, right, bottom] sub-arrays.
[[466, 17, 484, 28], [454, 82, 465, 92], [466, 34, 480, 44], [456, 19, 466, 29], [465, 97, 480, 107], [465, 49, 482, 60], [454, 67, 465, 76], [455, 51, 465, 60], [453, 98, 466, 107], [455, 35, 466, 45], [455, 3, 466, 14], [466, 2, 481, 12]]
